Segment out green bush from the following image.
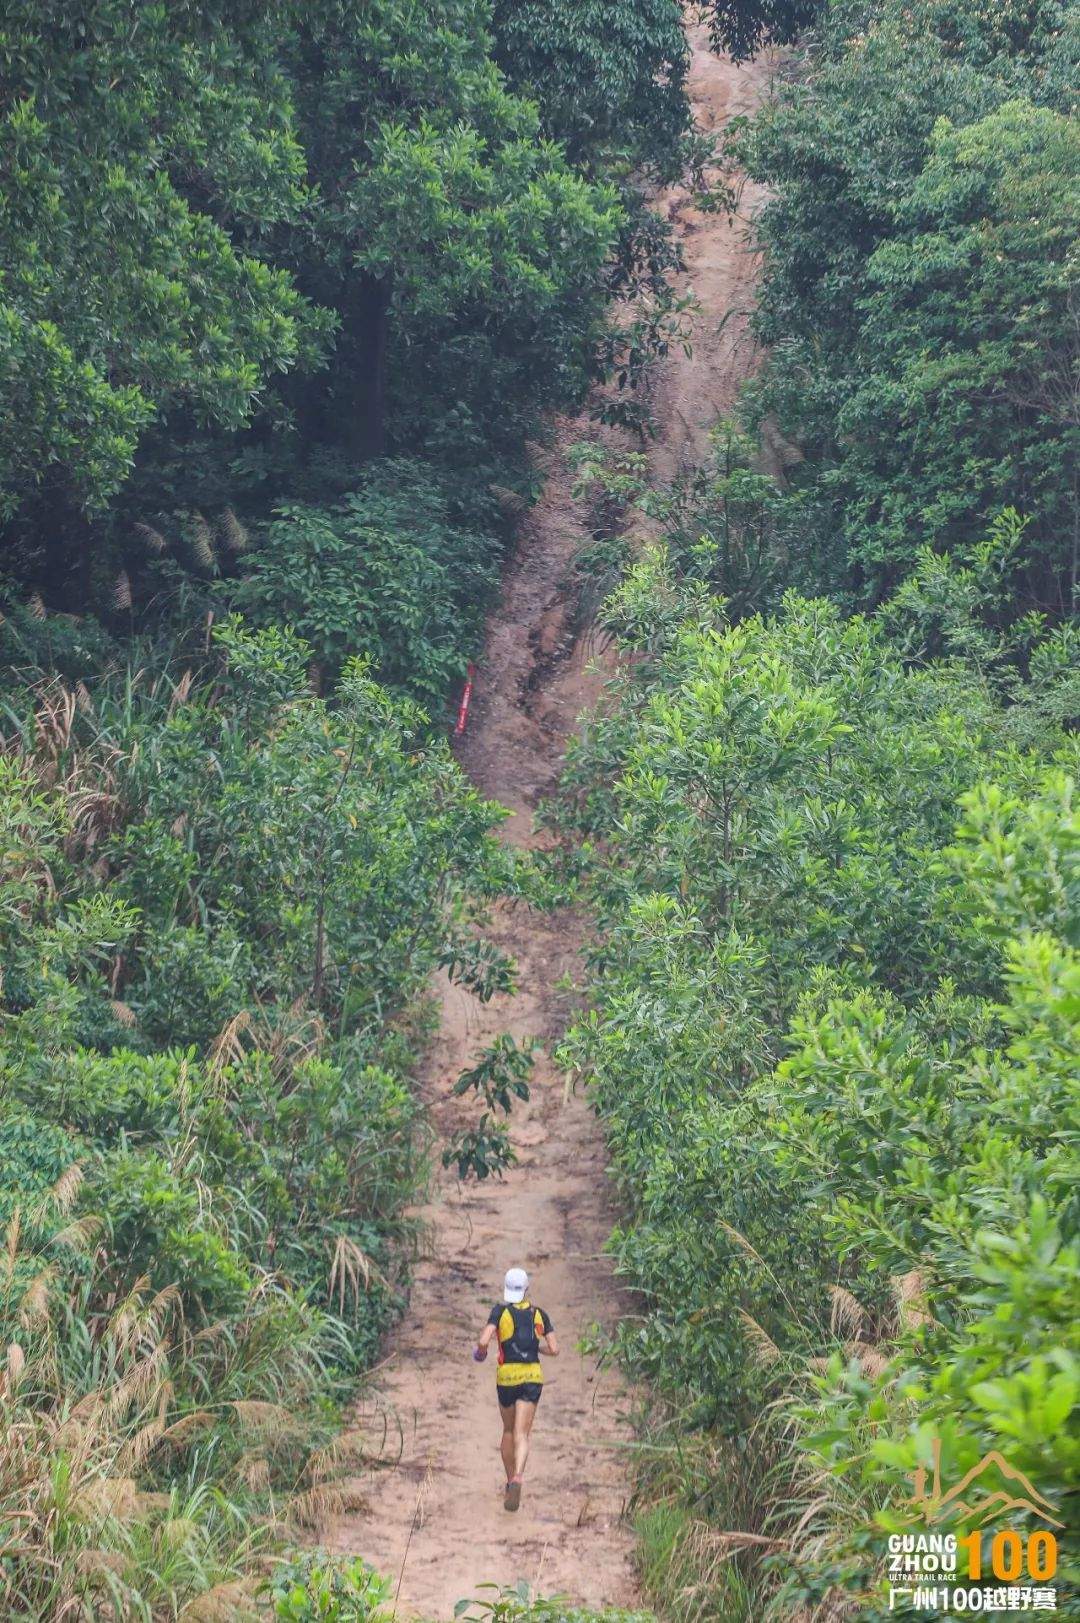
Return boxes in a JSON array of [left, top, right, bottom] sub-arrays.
[[455, 1583, 655, 1623], [738, 0, 1079, 611], [267, 1551, 391, 1622], [557, 555, 1078, 1613], [236, 461, 501, 705], [0, 616, 513, 1608]]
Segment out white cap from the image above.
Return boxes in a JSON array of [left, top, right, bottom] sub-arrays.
[[503, 1267, 529, 1303]]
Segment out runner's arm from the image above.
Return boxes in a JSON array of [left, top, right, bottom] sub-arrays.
[[474, 1319, 498, 1359], [538, 1311, 559, 1357]]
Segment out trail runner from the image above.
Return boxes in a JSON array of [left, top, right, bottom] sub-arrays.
[[473, 1266, 559, 1511]]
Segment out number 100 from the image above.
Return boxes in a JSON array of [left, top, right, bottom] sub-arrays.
[[959, 1531, 1058, 1582]]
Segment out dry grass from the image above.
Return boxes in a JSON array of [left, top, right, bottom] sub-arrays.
[[206, 1011, 253, 1082], [893, 1268, 935, 1331], [189, 513, 216, 571], [169, 668, 194, 714], [827, 1285, 865, 1341], [177, 1578, 262, 1620], [219, 510, 249, 555], [0, 1213, 295, 1616], [328, 1234, 386, 1315], [739, 1310, 781, 1368], [134, 522, 168, 555]]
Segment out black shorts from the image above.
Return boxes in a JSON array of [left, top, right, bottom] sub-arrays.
[[497, 1382, 542, 1407]]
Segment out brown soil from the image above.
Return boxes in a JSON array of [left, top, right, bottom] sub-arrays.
[[330, 26, 776, 1619]]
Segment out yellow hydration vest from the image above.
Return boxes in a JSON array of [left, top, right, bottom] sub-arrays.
[[494, 1300, 547, 1387]]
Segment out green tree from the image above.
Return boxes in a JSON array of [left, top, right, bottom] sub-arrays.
[[704, 0, 821, 61], [830, 101, 1079, 608], [739, 0, 1079, 611], [0, 0, 621, 614], [0, 0, 331, 553], [491, 0, 690, 173], [280, 0, 619, 466], [235, 460, 499, 705]]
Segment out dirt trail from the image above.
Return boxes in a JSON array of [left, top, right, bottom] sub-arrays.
[[331, 27, 775, 1619]]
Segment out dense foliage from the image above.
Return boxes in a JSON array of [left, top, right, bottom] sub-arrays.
[[2, 0, 1078, 1615], [0, 613, 519, 1613], [737, 0, 1079, 611], [704, 0, 821, 60], [0, 0, 678, 1610], [0, 0, 730, 1607], [491, 0, 690, 173], [555, 544, 1078, 1617], [552, 0, 1080, 1613], [0, 0, 621, 616], [0, 0, 325, 527]]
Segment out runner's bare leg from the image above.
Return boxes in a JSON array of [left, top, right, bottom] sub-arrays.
[[512, 1400, 537, 1479], [499, 1401, 516, 1482]]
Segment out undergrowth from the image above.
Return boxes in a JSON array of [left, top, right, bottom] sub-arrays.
[[556, 540, 1077, 1617], [0, 617, 516, 1615], [555, 0, 1079, 1610]]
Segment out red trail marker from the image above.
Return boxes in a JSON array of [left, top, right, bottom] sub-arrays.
[[454, 662, 477, 736]]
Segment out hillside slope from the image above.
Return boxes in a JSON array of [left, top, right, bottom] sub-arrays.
[[330, 26, 777, 1617]]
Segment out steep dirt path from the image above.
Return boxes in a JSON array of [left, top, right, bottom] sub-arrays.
[[331, 28, 775, 1619]]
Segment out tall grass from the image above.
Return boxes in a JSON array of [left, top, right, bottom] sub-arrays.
[[0, 1193, 381, 1616], [0, 633, 467, 1615]]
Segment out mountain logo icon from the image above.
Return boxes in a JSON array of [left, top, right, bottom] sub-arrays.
[[909, 1439, 1064, 1530]]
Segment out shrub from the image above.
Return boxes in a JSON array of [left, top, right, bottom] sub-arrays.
[[558, 554, 1078, 1613], [266, 1551, 391, 1622], [0, 615, 514, 1605], [235, 460, 501, 706]]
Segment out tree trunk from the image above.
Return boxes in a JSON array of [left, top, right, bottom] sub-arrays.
[[346, 271, 392, 460], [38, 471, 89, 611]]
